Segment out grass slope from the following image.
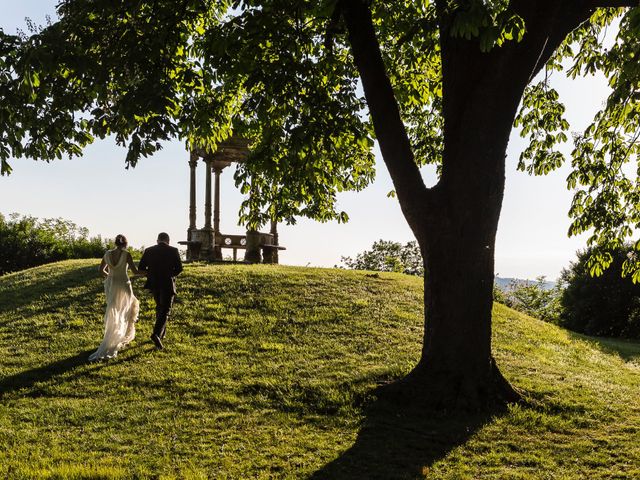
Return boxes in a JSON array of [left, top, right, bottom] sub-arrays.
[[0, 260, 638, 479]]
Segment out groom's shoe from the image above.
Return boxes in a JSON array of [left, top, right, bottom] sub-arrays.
[[150, 333, 164, 350]]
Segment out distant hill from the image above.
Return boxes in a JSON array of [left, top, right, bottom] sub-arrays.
[[0, 260, 638, 478], [495, 276, 556, 290]]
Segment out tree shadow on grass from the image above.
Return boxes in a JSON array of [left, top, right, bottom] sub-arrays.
[[309, 392, 502, 480], [0, 346, 151, 399], [569, 331, 640, 363]]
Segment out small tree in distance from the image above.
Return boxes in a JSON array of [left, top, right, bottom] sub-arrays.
[[341, 240, 424, 276], [495, 277, 563, 324]]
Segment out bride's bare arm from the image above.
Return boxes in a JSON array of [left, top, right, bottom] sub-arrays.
[[127, 252, 145, 275], [99, 257, 108, 278]]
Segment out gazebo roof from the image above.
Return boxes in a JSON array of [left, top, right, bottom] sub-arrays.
[[192, 136, 251, 169]]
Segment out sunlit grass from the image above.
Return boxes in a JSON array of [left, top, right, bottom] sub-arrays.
[[0, 260, 638, 478]]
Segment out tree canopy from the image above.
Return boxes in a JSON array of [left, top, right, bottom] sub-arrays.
[[1, 2, 637, 271]]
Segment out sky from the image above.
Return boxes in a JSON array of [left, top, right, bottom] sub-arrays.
[[0, 1, 614, 280]]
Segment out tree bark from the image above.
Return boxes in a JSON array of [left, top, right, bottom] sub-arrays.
[[409, 75, 521, 408], [341, 0, 617, 408], [404, 62, 521, 407]]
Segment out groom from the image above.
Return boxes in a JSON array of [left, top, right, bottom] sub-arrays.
[[138, 232, 183, 350]]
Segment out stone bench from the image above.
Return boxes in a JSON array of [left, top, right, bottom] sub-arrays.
[[180, 236, 285, 263], [178, 240, 202, 260], [216, 235, 247, 261]]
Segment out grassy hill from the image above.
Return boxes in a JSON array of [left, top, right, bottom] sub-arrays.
[[0, 260, 639, 479]]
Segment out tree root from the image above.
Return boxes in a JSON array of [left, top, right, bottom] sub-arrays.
[[376, 357, 522, 412]]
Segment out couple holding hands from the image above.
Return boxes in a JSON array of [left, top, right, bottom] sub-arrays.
[[89, 232, 183, 361]]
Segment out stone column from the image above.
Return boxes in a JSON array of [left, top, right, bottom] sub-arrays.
[[188, 153, 198, 232], [270, 219, 279, 264], [203, 156, 214, 260], [212, 167, 223, 260], [244, 179, 262, 263], [204, 157, 212, 230], [244, 230, 262, 264], [213, 167, 221, 236], [270, 219, 278, 244]]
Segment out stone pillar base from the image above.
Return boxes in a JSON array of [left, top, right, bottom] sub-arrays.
[[244, 230, 262, 263]]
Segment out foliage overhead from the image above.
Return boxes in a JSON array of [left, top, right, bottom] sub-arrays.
[[0, 0, 639, 273]]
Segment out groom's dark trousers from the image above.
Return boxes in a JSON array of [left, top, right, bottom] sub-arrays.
[[138, 243, 183, 338], [153, 289, 174, 339]]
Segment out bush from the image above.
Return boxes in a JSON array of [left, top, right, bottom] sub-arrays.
[[340, 240, 423, 276], [559, 246, 640, 339], [495, 276, 563, 323], [0, 213, 110, 275]]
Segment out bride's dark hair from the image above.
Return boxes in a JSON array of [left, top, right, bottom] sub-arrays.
[[114, 234, 128, 248]]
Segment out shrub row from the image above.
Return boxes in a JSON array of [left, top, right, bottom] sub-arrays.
[[0, 213, 109, 275]]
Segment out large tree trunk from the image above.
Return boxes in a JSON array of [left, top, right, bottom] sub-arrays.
[[393, 1, 600, 408], [341, 0, 599, 409], [402, 102, 519, 408], [395, 13, 531, 406], [416, 235, 514, 409]]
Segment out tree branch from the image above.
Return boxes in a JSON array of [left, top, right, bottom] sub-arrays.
[[340, 0, 430, 235], [508, 0, 599, 82], [588, 0, 638, 7]]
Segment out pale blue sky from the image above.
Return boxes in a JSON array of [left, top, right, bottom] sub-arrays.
[[1, 1, 610, 280]]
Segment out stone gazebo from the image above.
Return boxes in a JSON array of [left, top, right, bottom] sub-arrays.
[[180, 137, 284, 264]]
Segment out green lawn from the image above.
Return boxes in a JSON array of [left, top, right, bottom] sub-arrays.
[[0, 260, 639, 479]]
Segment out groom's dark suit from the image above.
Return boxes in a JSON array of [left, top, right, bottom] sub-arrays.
[[138, 242, 183, 340]]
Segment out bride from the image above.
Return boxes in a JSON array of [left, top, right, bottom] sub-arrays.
[[89, 234, 143, 361]]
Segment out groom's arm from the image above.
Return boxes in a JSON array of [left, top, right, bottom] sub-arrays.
[[173, 249, 183, 276], [138, 250, 149, 272]]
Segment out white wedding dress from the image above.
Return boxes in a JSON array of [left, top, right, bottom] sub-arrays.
[[89, 249, 140, 361]]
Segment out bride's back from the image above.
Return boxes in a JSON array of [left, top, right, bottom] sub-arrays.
[[105, 249, 129, 280]]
